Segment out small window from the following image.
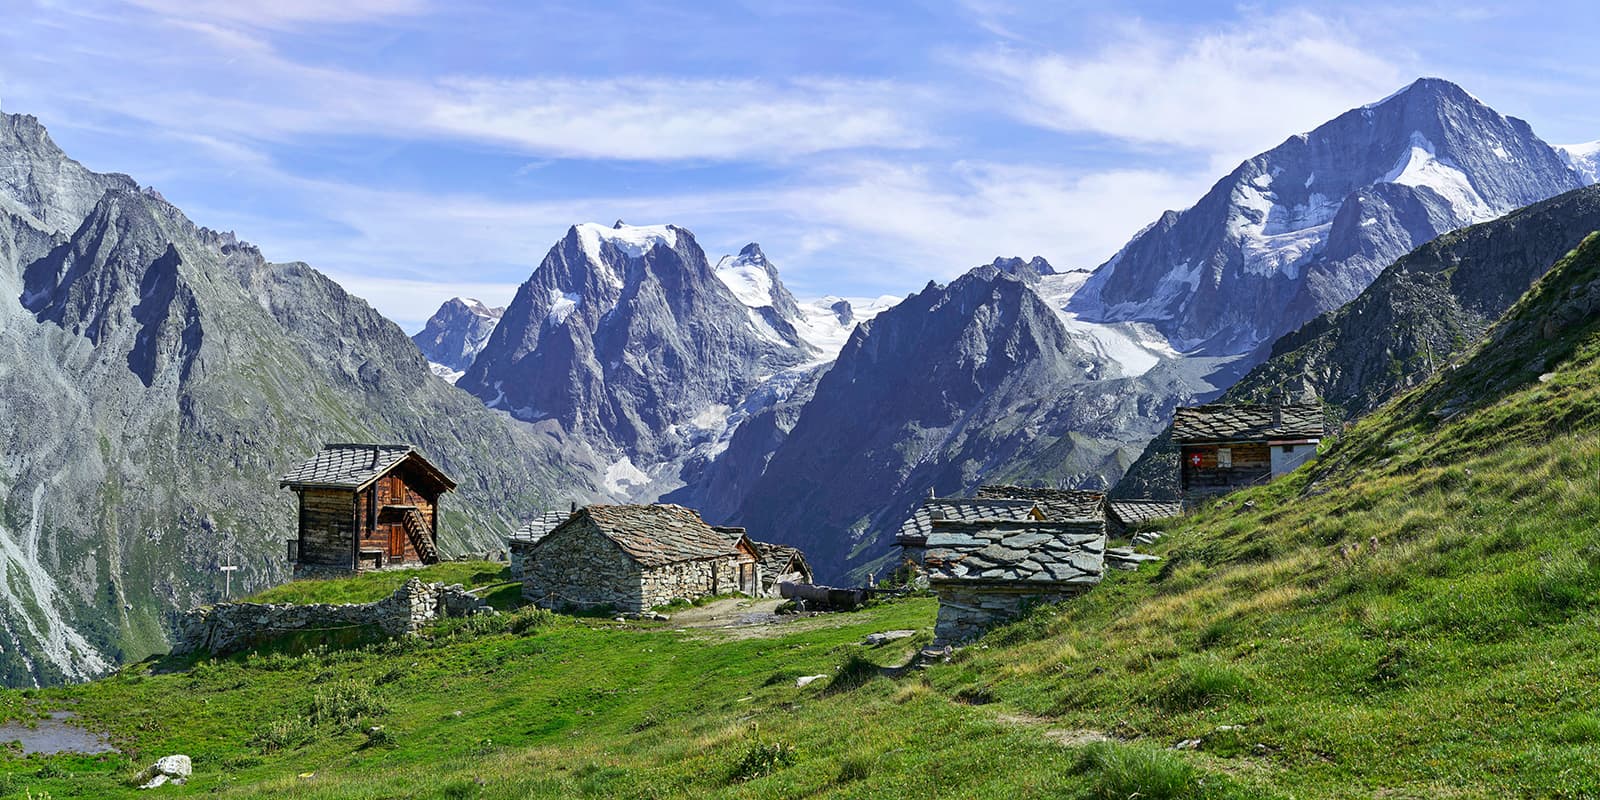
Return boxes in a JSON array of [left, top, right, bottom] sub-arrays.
[[1282, 444, 1295, 453], [1217, 447, 1232, 468]]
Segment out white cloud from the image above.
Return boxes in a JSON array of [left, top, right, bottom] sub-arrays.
[[125, 0, 429, 29], [19, 7, 935, 163], [977, 11, 1410, 167], [425, 77, 935, 161], [321, 273, 520, 333], [776, 159, 1209, 286]]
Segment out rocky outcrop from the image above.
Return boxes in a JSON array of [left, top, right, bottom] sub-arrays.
[[173, 578, 491, 656]]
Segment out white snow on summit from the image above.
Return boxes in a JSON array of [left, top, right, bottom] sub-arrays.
[[1560, 141, 1600, 185], [714, 253, 776, 308], [574, 222, 677, 288]]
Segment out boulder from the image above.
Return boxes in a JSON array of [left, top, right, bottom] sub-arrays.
[[138, 754, 191, 789]]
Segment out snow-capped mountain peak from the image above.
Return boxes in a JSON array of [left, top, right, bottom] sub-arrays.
[[412, 296, 506, 380], [1070, 77, 1584, 356], [1560, 141, 1600, 185]]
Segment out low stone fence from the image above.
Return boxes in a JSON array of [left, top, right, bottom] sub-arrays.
[[173, 578, 492, 656]]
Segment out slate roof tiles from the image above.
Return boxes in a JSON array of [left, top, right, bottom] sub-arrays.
[[572, 504, 739, 568], [1171, 403, 1324, 443], [279, 443, 456, 492]]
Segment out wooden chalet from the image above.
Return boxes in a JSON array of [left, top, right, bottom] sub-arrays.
[[1173, 403, 1324, 504], [280, 444, 456, 577]]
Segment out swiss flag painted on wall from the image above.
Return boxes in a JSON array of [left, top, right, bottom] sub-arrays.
[[1190, 453, 1203, 466]]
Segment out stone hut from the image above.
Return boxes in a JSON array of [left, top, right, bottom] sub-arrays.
[[1173, 402, 1324, 504], [895, 497, 1044, 568], [280, 444, 455, 577], [752, 541, 814, 596], [522, 504, 761, 613], [1106, 500, 1182, 537], [925, 515, 1106, 643], [507, 507, 576, 580]]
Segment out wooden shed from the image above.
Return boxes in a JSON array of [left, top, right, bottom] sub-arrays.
[[280, 444, 456, 577], [1172, 403, 1324, 504]]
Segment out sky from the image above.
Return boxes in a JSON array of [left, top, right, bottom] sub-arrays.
[[2, 1, 1599, 330]]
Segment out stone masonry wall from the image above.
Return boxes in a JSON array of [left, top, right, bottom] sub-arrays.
[[931, 583, 1089, 643], [522, 521, 645, 612], [639, 557, 738, 609], [173, 578, 491, 656]]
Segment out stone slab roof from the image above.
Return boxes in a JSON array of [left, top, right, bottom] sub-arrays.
[[566, 504, 737, 568], [1172, 403, 1324, 443], [975, 485, 1106, 522], [895, 498, 1042, 545], [279, 444, 456, 492], [924, 520, 1105, 586], [510, 509, 574, 544], [752, 540, 809, 579], [1108, 500, 1183, 527]]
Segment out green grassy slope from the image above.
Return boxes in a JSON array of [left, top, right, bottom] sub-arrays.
[[7, 237, 1600, 798]]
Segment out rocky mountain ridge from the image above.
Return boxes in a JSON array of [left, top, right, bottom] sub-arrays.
[[0, 112, 595, 686]]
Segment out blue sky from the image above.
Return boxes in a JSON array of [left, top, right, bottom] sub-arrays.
[[3, 1, 1598, 330]]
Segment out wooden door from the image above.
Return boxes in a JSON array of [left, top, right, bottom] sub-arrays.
[[739, 562, 757, 595], [388, 523, 406, 559]]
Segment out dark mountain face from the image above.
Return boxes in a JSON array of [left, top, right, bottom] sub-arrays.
[[722, 265, 1183, 579], [1071, 78, 1585, 356], [0, 112, 595, 686], [457, 223, 816, 498], [412, 298, 504, 374]]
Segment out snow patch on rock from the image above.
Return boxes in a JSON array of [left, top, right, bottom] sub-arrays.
[[1383, 132, 1495, 222]]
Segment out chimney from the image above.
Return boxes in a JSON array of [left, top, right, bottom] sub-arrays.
[[570, 501, 577, 513], [928, 486, 936, 499], [369, 444, 380, 469]]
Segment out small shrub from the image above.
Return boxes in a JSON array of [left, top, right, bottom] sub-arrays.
[[729, 737, 797, 782], [1069, 741, 1201, 800], [1158, 657, 1253, 711], [308, 681, 389, 732], [506, 606, 558, 635], [440, 779, 483, 800], [1554, 713, 1600, 744], [835, 754, 873, 783], [362, 725, 399, 749], [250, 716, 315, 753], [824, 654, 882, 694]]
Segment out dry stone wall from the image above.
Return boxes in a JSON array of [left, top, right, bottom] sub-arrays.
[[173, 578, 490, 656]]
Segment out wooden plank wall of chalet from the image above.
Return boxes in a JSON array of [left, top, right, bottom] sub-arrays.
[[299, 488, 356, 567]]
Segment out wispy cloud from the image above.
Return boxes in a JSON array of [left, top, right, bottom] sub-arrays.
[[975, 11, 1410, 167], [125, 0, 430, 29], [20, 5, 938, 163]]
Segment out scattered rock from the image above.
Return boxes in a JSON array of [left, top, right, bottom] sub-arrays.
[[137, 754, 191, 789], [1044, 729, 1112, 747], [1173, 738, 1203, 751], [795, 675, 827, 688], [863, 630, 916, 646]]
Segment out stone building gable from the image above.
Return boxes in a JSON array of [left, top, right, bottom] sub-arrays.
[[522, 516, 645, 611]]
